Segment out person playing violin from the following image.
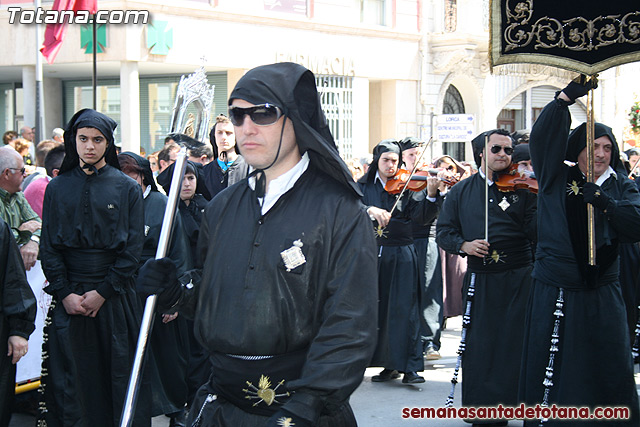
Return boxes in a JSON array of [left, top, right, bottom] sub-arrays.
[[359, 139, 440, 385], [436, 128, 537, 426]]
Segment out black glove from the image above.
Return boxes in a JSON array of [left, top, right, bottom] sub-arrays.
[[561, 76, 598, 102], [265, 409, 312, 427], [136, 257, 181, 308], [582, 182, 611, 211]]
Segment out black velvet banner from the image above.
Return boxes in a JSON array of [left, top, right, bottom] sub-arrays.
[[490, 0, 640, 75]]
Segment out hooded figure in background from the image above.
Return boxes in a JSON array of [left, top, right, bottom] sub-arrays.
[[38, 109, 150, 426], [358, 139, 440, 385], [136, 62, 378, 427], [118, 151, 191, 423], [520, 80, 640, 426]]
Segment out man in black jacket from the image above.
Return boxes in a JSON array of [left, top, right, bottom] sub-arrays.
[[138, 63, 378, 427]]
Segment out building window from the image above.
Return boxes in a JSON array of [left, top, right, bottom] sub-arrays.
[[442, 84, 466, 161], [445, 0, 457, 32], [361, 0, 387, 26], [316, 75, 353, 159]]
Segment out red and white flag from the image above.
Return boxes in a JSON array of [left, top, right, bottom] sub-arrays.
[[40, 0, 98, 64]]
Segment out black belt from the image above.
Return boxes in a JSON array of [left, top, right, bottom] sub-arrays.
[[208, 349, 307, 416], [63, 248, 117, 283], [467, 242, 533, 273]]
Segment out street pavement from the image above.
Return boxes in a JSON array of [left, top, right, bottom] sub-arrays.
[[10, 316, 640, 426]]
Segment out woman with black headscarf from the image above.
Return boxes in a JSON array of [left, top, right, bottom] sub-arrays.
[[520, 81, 640, 426], [38, 109, 150, 426]]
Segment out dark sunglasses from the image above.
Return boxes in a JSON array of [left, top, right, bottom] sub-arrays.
[[490, 145, 514, 155], [8, 167, 26, 174], [228, 103, 283, 127]]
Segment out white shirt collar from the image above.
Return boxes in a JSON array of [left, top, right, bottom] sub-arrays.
[[595, 166, 616, 186], [478, 168, 494, 186], [142, 185, 152, 199], [248, 152, 310, 215]]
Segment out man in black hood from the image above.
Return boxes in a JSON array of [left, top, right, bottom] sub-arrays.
[[138, 62, 378, 427], [38, 109, 150, 426], [520, 79, 640, 426]]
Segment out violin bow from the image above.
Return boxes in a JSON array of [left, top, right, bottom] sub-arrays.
[[375, 137, 435, 238], [628, 156, 640, 179]]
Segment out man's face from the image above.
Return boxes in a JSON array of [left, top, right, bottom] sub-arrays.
[[578, 136, 612, 179], [231, 99, 299, 174], [76, 127, 108, 170], [215, 122, 236, 155], [21, 127, 34, 142], [1, 153, 25, 194], [483, 134, 513, 173], [629, 154, 640, 174], [377, 152, 400, 179], [180, 172, 197, 201], [403, 148, 418, 171], [159, 147, 179, 172]]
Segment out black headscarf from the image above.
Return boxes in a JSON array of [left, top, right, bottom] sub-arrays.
[[158, 159, 208, 197], [59, 109, 119, 175], [400, 136, 421, 151], [209, 119, 240, 161], [119, 151, 158, 192], [359, 139, 402, 184], [567, 122, 623, 174], [228, 62, 361, 198]]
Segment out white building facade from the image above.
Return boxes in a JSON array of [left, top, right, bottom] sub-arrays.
[[1, 0, 638, 161]]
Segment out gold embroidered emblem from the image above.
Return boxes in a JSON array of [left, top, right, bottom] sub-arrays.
[[567, 180, 581, 196], [243, 375, 290, 407], [375, 225, 389, 239], [280, 239, 306, 272], [277, 417, 295, 427], [487, 249, 507, 264]]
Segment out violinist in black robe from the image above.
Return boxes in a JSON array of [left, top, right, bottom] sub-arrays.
[[437, 129, 536, 426], [359, 139, 440, 384], [520, 80, 640, 426], [0, 217, 36, 427], [38, 109, 149, 427], [138, 62, 378, 427], [118, 152, 191, 424]]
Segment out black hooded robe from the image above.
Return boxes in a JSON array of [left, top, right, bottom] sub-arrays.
[[120, 151, 192, 417], [164, 63, 378, 427], [0, 218, 36, 427], [38, 110, 149, 427], [520, 96, 640, 426], [358, 162, 439, 374], [436, 171, 536, 420]]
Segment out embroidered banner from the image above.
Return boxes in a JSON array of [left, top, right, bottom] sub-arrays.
[[490, 0, 640, 75]]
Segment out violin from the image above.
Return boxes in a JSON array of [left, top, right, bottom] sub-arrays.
[[494, 163, 538, 194], [384, 168, 459, 194]]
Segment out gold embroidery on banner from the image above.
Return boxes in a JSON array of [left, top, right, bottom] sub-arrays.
[[503, 0, 640, 53], [243, 375, 290, 407]]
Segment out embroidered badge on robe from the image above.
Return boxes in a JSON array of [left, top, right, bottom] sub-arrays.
[[567, 180, 581, 196], [280, 239, 306, 272], [498, 196, 511, 211], [243, 375, 290, 407]]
